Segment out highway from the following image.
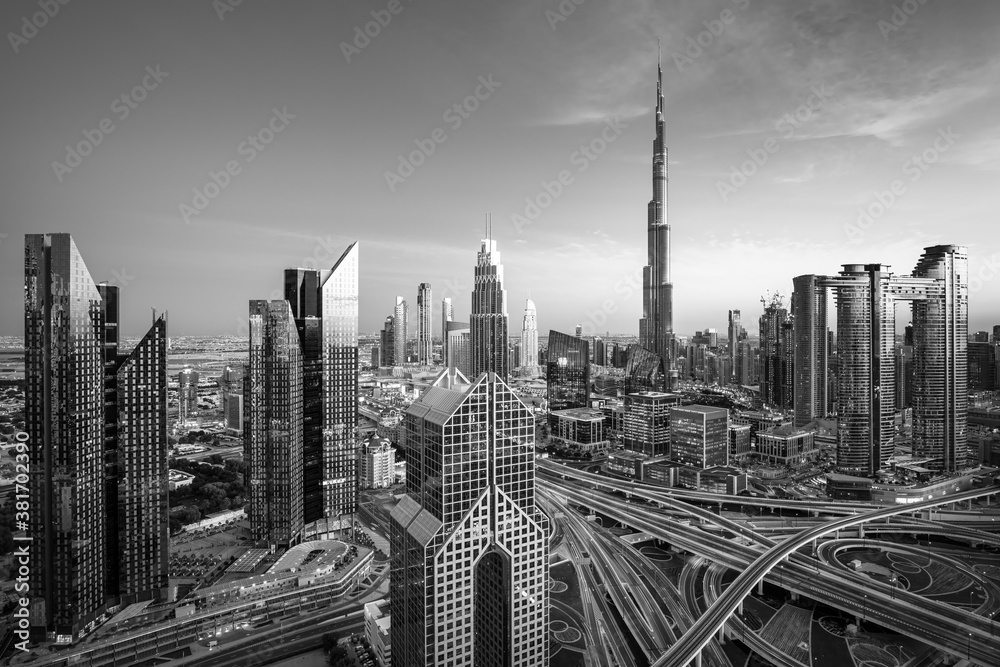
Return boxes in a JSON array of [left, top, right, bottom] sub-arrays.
[[539, 467, 1000, 666]]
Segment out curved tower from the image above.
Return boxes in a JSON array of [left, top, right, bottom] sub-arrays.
[[640, 55, 673, 363]]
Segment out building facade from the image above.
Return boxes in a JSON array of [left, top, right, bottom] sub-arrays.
[[546, 330, 590, 412], [669, 405, 729, 469], [623, 391, 679, 457], [390, 369, 548, 667], [792, 275, 828, 428], [417, 283, 432, 366], [393, 296, 408, 365], [360, 436, 396, 489], [520, 298, 539, 375], [471, 239, 510, 379], [441, 297, 454, 365]]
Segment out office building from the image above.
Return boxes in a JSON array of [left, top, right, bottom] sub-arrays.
[[441, 297, 454, 364], [623, 391, 680, 457], [546, 330, 590, 412], [973, 331, 990, 343], [245, 300, 304, 548], [639, 59, 674, 366], [548, 407, 610, 456], [365, 601, 392, 667], [520, 297, 539, 375], [894, 345, 914, 408], [393, 296, 408, 365], [759, 297, 790, 409], [624, 344, 666, 395], [446, 321, 472, 378], [25, 233, 168, 641], [755, 426, 818, 466], [968, 342, 997, 390], [417, 283, 432, 365], [381, 316, 395, 367], [728, 423, 752, 460], [792, 275, 829, 427], [219, 364, 245, 432], [669, 405, 729, 469], [471, 238, 510, 380], [390, 369, 548, 667]]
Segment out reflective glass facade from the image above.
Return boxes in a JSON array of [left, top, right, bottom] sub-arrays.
[[624, 344, 666, 396], [545, 330, 589, 412], [246, 300, 304, 548], [417, 283, 432, 365], [623, 391, 679, 456], [390, 370, 547, 667], [792, 275, 829, 427], [669, 405, 729, 469]]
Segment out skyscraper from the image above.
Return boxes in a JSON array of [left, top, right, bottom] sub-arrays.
[[471, 239, 509, 379], [245, 299, 304, 548], [394, 296, 408, 365], [417, 283, 432, 365], [910, 245, 968, 470], [727, 310, 742, 380], [759, 296, 790, 409], [25, 233, 168, 641], [441, 296, 454, 364], [624, 344, 667, 396], [390, 369, 548, 667], [639, 57, 673, 365], [792, 276, 829, 428], [446, 321, 472, 378], [546, 330, 590, 411], [381, 315, 395, 367], [520, 298, 539, 375]]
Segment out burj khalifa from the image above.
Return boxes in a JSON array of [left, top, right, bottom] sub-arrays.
[[639, 57, 673, 364]]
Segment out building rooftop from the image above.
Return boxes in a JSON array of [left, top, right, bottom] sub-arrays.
[[671, 404, 728, 417], [550, 407, 605, 421]]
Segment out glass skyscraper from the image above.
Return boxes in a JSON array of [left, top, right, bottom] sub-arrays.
[[624, 344, 666, 396], [546, 330, 589, 411], [417, 283, 432, 365], [792, 275, 829, 428], [25, 233, 168, 641], [471, 239, 509, 380], [390, 369, 548, 667]]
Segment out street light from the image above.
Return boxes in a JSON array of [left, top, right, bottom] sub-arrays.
[[967, 632, 972, 661]]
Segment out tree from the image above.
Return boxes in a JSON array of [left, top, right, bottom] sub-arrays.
[[321, 632, 339, 654]]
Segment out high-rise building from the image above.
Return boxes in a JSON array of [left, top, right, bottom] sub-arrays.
[[792, 275, 828, 427], [894, 345, 914, 408], [669, 405, 729, 469], [220, 364, 245, 432], [968, 343, 997, 390], [624, 344, 666, 395], [359, 435, 396, 489], [759, 297, 790, 409], [993, 325, 1000, 344], [623, 391, 679, 456], [446, 321, 472, 377], [574, 324, 582, 338], [520, 298, 539, 375], [245, 300, 304, 548], [910, 245, 968, 470], [394, 296, 408, 365], [972, 331, 990, 343], [546, 330, 590, 411], [177, 368, 199, 421], [390, 369, 548, 667], [441, 297, 454, 364], [639, 58, 673, 366], [417, 283, 432, 365], [727, 310, 742, 380], [821, 246, 968, 474], [471, 239, 509, 379], [381, 316, 395, 367], [25, 233, 168, 640]]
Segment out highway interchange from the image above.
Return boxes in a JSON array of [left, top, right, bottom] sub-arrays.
[[538, 460, 1000, 667]]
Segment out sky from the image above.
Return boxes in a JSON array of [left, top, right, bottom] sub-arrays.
[[1, 0, 999, 339]]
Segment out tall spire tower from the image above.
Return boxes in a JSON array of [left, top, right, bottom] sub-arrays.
[[639, 48, 673, 364]]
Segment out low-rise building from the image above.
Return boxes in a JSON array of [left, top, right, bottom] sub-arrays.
[[365, 600, 392, 667], [728, 423, 752, 461], [755, 425, 818, 466], [547, 407, 610, 456], [606, 450, 648, 478], [168, 469, 195, 491]]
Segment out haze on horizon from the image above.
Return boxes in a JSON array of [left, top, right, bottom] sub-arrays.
[[2, 0, 999, 340]]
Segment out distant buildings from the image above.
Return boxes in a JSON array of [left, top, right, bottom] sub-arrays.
[[178, 367, 199, 421], [471, 239, 509, 379], [546, 330, 589, 411], [759, 296, 791, 410], [219, 364, 244, 432], [446, 321, 471, 378], [441, 296, 454, 364], [380, 315, 395, 367], [417, 283, 432, 365], [519, 298, 539, 376], [390, 369, 547, 666], [25, 233, 169, 641], [393, 296, 408, 365]]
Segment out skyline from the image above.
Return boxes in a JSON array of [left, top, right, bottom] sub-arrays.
[[3, 1, 1000, 339]]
